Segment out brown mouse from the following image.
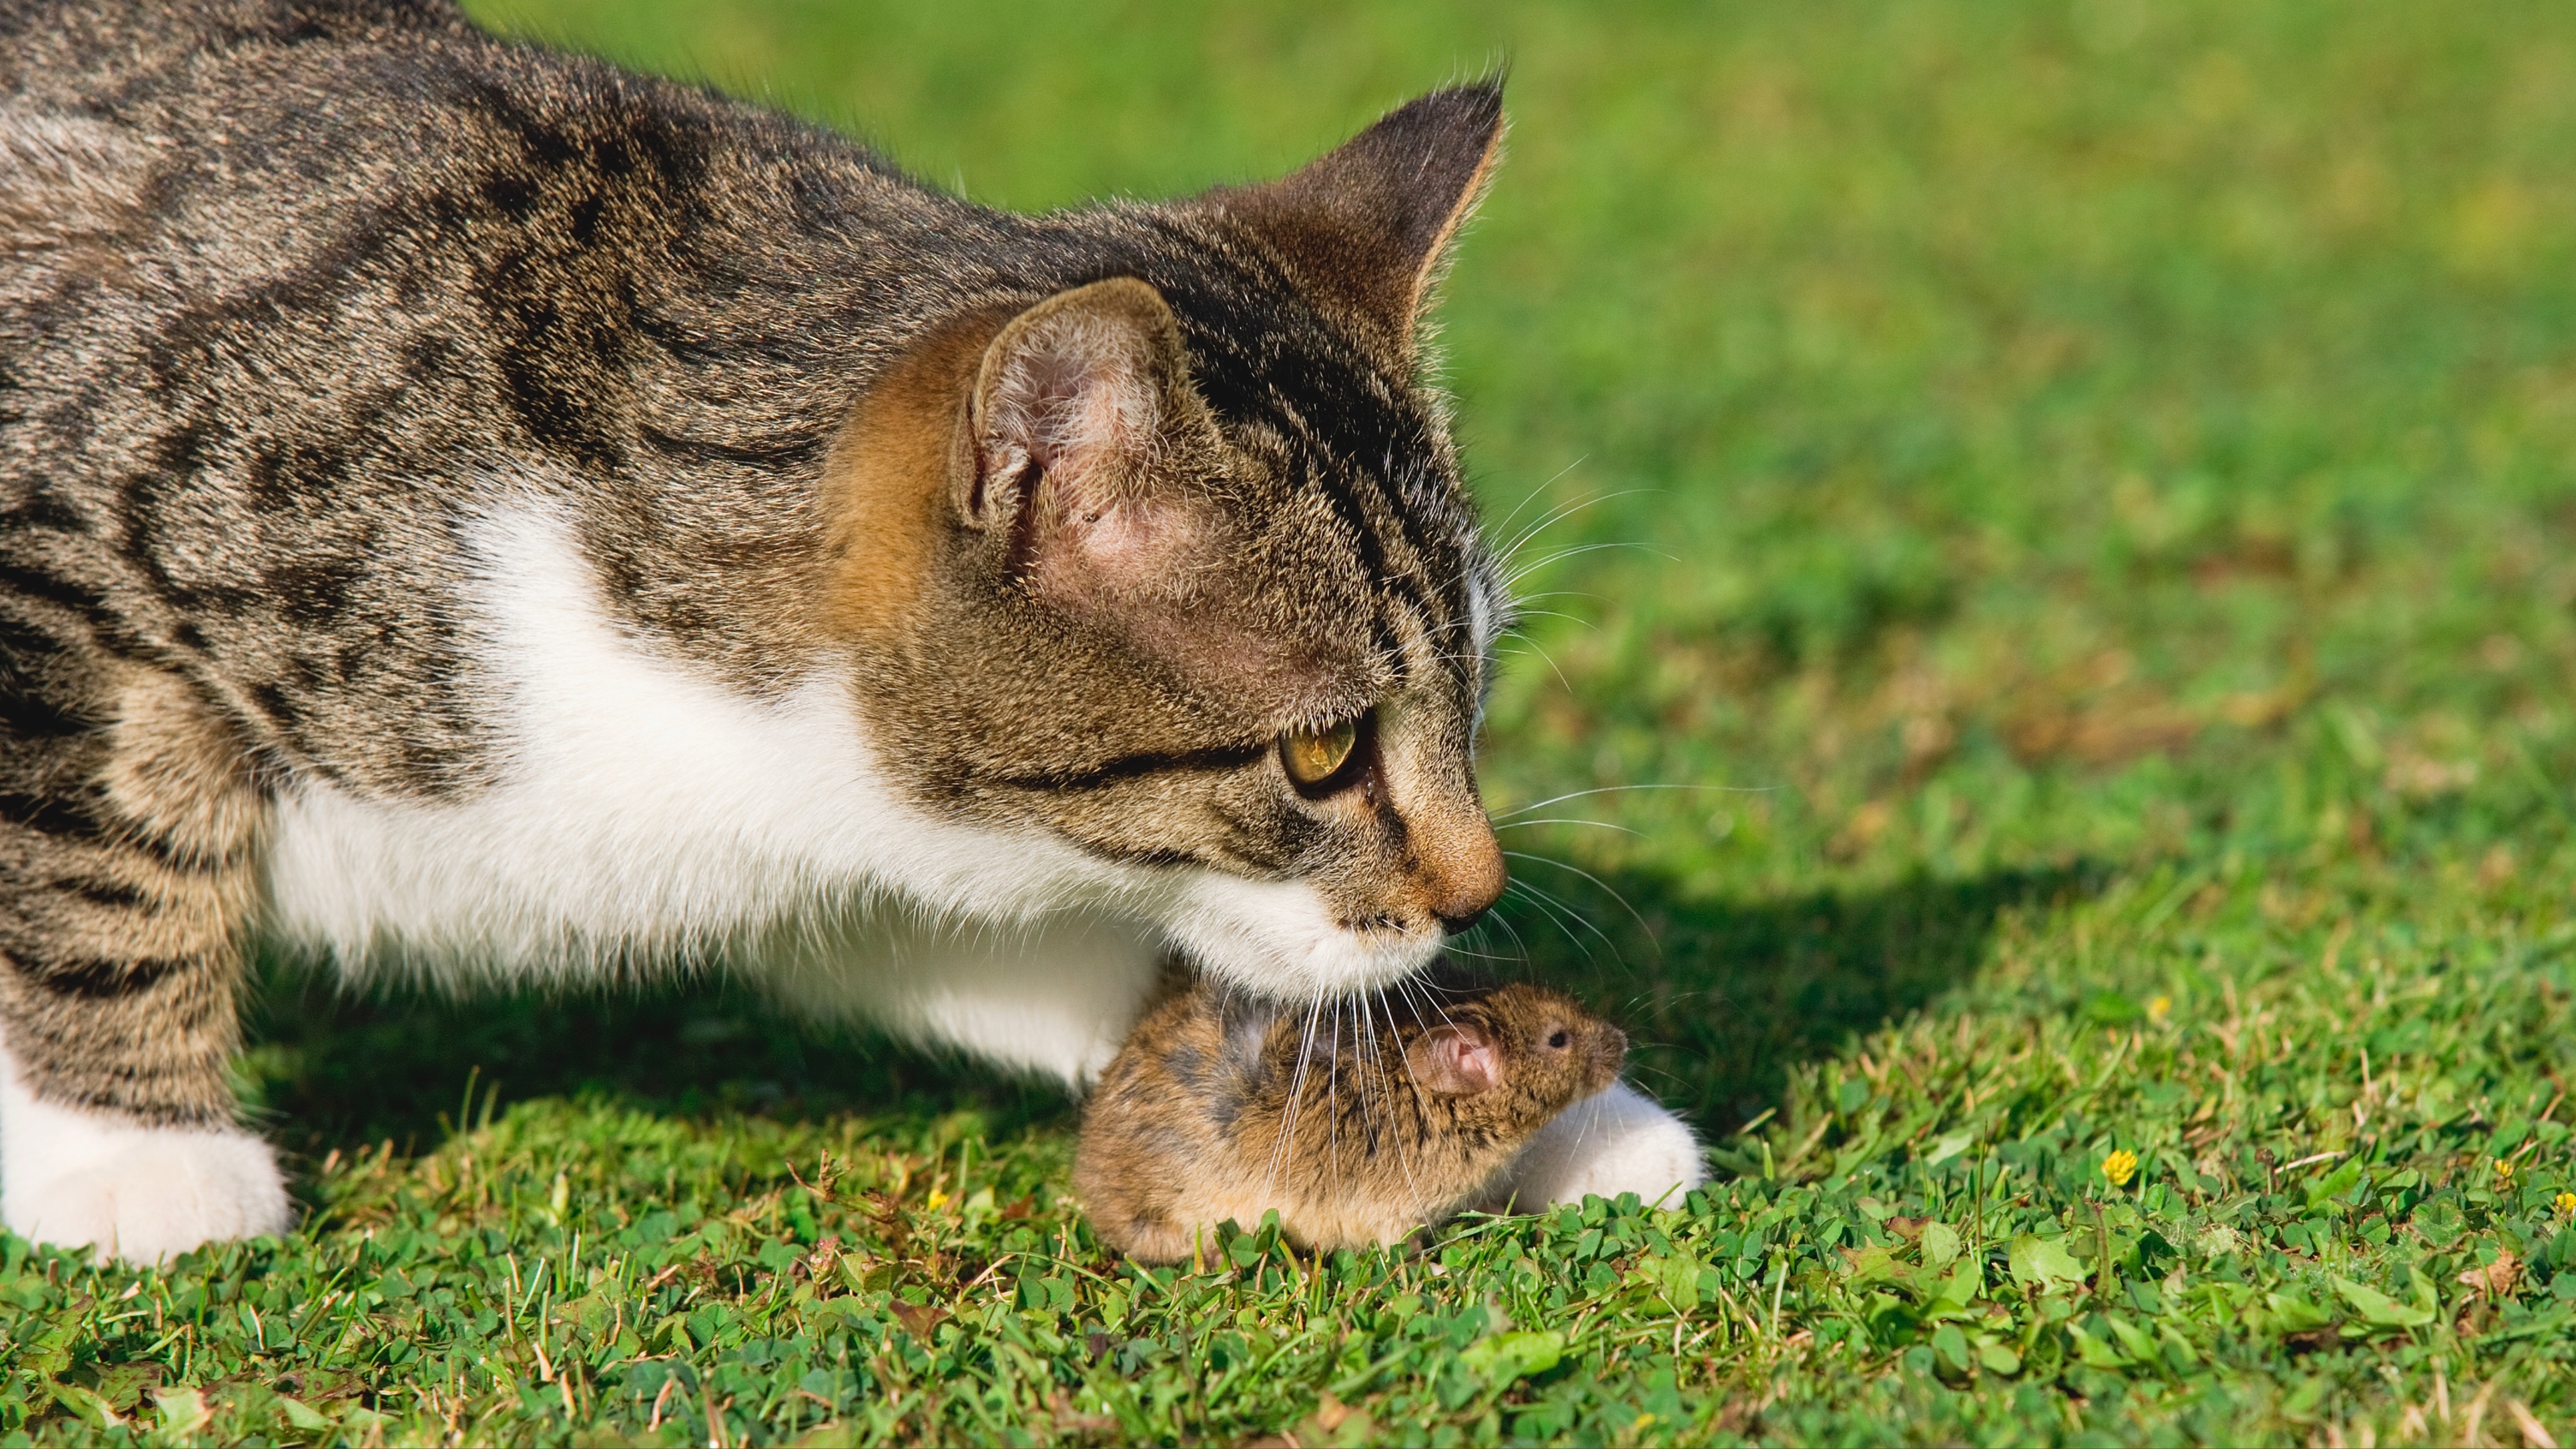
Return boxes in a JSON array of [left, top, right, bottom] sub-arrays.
[[1074, 972, 1627, 1262]]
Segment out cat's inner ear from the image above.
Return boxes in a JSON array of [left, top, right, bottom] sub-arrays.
[[962, 277, 1210, 607], [1208, 82, 1504, 358], [1408, 1022, 1503, 1098]]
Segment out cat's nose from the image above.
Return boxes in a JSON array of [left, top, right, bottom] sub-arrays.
[[1424, 818, 1506, 932], [1434, 899, 1492, 932]]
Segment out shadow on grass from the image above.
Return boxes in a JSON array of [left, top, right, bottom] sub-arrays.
[[239, 861, 2101, 1160], [1467, 861, 2107, 1133], [240, 960, 1076, 1160]]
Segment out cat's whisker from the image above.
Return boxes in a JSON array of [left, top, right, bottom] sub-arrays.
[[1491, 887, 1601, 970], [1504, 539, 1669, 593], [1378, 988, 1431, 1202], [1470, 901, 1536, 972], [1508, 629, 1579, 697], [1492, 818, 1641, 836], [1502, 607, 1600, 632], [1494, 484, 1639, 573], [1500, 851, 1660, 960], [1398, 973, 1466, 1039], [1326, 998, 1346, 1192], [1267, 990, 1328, 1201], [1491, 783, 1768, 821], [1491, 588, 1604, 609], [1480, 458, 1594, 553], [1498, 877, 1622, 966]]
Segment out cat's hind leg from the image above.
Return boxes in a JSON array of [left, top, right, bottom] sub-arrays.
[[0, 664, 290, 1262]]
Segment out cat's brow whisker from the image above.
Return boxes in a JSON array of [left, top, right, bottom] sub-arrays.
[[1494, 589, 1605, 608], [1503, 607, 1600, 632], [1493, 504, 1600, 584], [1505, 539, 1672, 592], [1495, 484, 1641, 570], [1480, 457, 1593, 549], [1496, 496, 1652, 564], [1509, 630, 1579, 697]]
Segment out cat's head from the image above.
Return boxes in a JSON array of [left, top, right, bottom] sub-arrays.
[[829, 86, 1511, 998]]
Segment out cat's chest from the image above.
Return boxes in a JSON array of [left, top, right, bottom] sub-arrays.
[[256, 506, 1100, 973]]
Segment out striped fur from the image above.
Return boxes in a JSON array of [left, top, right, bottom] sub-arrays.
[[0, 0, 1584, 1257]]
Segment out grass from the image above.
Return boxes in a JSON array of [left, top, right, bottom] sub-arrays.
[[12, 0, 2576, 1442]]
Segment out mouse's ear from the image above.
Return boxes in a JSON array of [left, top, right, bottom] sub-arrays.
[[1408, 1023, 1503, 1097]]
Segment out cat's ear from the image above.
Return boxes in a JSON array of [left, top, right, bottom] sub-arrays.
[[960, 277, 1212, 606], [1208, 82, 1505, 358], [1408, 1022, 1504, 1098]]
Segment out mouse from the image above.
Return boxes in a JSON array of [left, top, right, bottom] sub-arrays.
[[1074, 970, 1627, 1262]]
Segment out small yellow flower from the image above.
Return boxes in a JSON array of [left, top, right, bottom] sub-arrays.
[[2494, 1158, 2515, 1181], [2148, 995, 2172, 1023], [2554, 1191, 2576, 1218], [2101, 1149, 2139, 1188], [926, 1189, 950, 1210]]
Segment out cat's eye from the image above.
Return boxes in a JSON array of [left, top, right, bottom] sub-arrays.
[[1546, 1029, 1571, 1050], [1280, 715, 1363, 794]]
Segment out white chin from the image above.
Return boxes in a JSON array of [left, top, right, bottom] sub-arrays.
[[1160, 873, 1444, 998]]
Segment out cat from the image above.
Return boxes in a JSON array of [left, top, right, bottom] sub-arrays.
[[1077, 968, 1627, 1262], [0, 0, 1704, 1262]]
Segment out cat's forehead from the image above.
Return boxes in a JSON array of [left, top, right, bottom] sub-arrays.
[[1170, 320, 1494, 709]]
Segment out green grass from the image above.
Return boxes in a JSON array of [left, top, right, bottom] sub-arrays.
[[14, 0, 2576, 1442]]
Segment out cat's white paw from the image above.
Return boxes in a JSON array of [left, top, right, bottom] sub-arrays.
[[1490, 1080, 1706, 1211], [1, 1083, 290, 1263]]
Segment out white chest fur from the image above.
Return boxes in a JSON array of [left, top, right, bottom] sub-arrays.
[[261, 506, 1137, 986]]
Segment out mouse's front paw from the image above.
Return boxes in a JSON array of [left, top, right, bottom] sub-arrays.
[[4, 1111, 291, 1264], [1487, 1080, 1706, 1211]]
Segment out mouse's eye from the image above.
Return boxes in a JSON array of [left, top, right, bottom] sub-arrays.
[[1546, 1028, 1571, 1050], [1280, 713, 1365, 795]]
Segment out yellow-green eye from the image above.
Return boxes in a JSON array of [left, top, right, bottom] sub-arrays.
[[1281, 717, 1360, 790]]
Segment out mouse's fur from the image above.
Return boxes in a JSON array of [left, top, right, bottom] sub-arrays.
[[1074, 973, 1625, 1260]]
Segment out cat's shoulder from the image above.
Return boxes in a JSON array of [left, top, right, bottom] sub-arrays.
[[2, 0, 475, 97]]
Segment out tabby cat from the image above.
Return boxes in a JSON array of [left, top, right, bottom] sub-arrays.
[[0, 0, 1703, 1261]]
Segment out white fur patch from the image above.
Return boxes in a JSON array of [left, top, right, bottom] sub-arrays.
[[1164, 872, 1444, 999], [756, 907, 1165, 1084], [262, 504, 1437, 1077], [1485, 1080, 1706, 1211], [0, 1044, 290, 1264]]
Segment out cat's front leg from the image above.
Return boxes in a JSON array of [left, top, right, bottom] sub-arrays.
[[1485, 1081, 1706, 1211], [0, 668, 291, 1262], [0, 1045, 291, 1264]]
